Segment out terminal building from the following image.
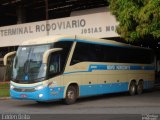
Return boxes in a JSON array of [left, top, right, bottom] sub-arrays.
[[0, 0, 112, 63], [0, 0, 159, 82]]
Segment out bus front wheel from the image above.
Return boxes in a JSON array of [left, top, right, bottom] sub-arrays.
[[137, 81, 143, 95], [129, 81, 136, 96], [64, 85, 77, 105]]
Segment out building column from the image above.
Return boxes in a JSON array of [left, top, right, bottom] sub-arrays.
[[17, 3, 26, 24]]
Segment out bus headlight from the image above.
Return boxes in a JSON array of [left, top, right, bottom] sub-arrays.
[[39, 94, 43, 98], [35, 85, 44, 90], [10, 85, 14, 90]]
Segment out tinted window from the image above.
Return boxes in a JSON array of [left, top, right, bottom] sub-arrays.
[[70, 43, 97, 65], [53, 41, 73, 72], [114, 47, 154, 64], [48, 52, 61, 78], [71, 42, 154, 65]]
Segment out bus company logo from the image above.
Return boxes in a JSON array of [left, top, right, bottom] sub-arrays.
[[115, 65, 130, 70], [89, 64, 130, 71], [48, 81, 58, 88], [24, 75, 29, 81]]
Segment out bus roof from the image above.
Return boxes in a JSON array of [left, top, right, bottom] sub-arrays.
[[21, 34, 150, 50], [21, 35, 75, 46]]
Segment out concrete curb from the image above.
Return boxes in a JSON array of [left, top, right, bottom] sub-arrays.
[[0, 97, 10, 100]]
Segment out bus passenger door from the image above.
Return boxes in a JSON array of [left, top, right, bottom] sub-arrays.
[[47, 51, 65, 99]]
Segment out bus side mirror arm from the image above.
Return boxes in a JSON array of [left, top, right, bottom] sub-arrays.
[[3, 51, 16, 66], [43, 48, 63, 64]]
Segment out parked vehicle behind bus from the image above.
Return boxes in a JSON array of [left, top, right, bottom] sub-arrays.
[[4, 35, 155, 104]]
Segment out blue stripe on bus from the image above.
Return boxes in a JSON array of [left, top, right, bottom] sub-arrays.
[[64, 65, 155, 75], [80, 82, 129, 96], [10, 80, 154, 101], [80, 80, 154, 96]]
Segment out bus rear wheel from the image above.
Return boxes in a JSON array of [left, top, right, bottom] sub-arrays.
[[137, 81, 143, 95], [64, 85, 77, 105], [129, 81, 136, 96]]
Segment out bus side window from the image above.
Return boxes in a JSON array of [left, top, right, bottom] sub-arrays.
[[48, 52, 61, 78], [71, 42, 91, 65]]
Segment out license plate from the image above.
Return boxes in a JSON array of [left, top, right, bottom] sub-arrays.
[[20, 94, 27, 98]]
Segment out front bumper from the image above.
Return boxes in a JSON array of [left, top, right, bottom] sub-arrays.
[[10, 86, 65, 102]]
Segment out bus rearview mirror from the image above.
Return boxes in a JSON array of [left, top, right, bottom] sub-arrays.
[[3, 51, 16, 66]]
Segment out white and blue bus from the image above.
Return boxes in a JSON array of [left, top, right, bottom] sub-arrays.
[[4, 35, 155, 104]]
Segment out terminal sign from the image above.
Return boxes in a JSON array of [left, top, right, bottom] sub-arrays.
[[0, 12, 119, 47]]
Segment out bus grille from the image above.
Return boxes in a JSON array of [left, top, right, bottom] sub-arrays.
[[13, 87, 35, 92]]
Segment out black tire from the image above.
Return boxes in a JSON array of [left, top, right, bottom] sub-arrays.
[[137, 81, 143, 95], [64, 86, 77, 105], [129, 81, 136, 96]]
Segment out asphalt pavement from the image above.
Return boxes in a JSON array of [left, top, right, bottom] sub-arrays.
[[0, 89, 160, 120]]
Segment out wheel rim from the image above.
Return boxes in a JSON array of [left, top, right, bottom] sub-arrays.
[[67, 90, 75, 100], [131, 85, 136, 94], [130, 83, 136, 95]]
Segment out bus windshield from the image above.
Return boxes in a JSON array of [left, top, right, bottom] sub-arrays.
[[12, 44, 51, 83]]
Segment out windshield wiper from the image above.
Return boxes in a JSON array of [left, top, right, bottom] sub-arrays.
[[23, 61, 29, 74]]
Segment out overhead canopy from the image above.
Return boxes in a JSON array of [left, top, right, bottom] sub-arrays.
[[0, 0, 108, 26]]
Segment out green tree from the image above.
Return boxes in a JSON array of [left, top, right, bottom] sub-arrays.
[[109, 0, 160, 42]]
